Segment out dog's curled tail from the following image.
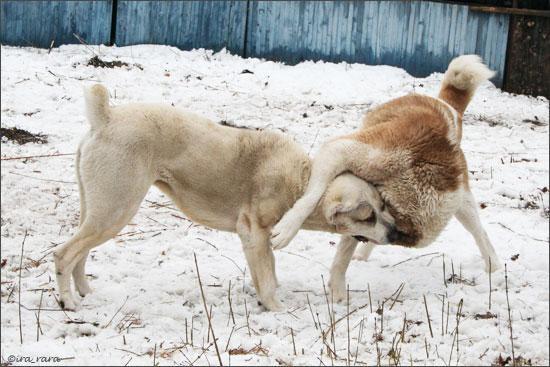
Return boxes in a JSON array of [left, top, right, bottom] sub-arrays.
[[84, 84, 111, 130], [438, 55, 494, 115]]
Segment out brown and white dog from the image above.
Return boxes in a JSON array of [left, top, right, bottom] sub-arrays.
[[53, 85, 397, 311], [270, 55, 502, 301]]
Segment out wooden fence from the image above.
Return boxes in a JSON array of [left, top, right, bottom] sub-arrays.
[[1, 0, 548, 95]]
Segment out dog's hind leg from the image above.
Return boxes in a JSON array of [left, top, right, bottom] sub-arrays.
[[72, 250, 91, 297], [237, 212, 282, 312], [54, 151, 152, 310], [55, 193, 148, 309], [455, 190, 502, 273], [329, 236, 358, 302], [71, 147, 92, 297]]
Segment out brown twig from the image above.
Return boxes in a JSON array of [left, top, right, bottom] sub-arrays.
[[306, 293, 318, 330], [424, 337, 429, 359], [104, 296, 129, 329], [400, 313, 407, 343], [443, 254, 447, 287], [18, 230, 28, 344], [445, 299, 450, 335], [347, 285, 351, 365], [389, 283, 405, 310], [72, 33, 99, 56], [489, 256, 493, 310], [244, 298, 251, 337], [391, 252, 439, 267], [505, 264, 516, 366], [7, 171, 76, 184], [354, 316, 365, 366], [455, 298, 464, 364], [224, 325, 235, 352], [1, 153, 75, 161], [320, 275, 335, 356], [379, 301, 385, 334], [193, 253, 223, 366], [290, 327, 297, 356], [423, 294, 434, 338], [322, 302, 370, 341], [227, 280, 236, 326], [36, 288, 44, 341], [368, 283, 373, 313], [441, 294, 445, 337]]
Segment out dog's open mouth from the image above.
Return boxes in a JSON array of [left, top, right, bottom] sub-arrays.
[[353, 235, 378, 244]]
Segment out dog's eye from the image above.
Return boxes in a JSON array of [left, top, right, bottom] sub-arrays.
[[362, 212, 376, 224]]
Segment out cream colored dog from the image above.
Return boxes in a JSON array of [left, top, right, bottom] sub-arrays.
[[271, 55, 502, 301], [53, 85, 397, 311]]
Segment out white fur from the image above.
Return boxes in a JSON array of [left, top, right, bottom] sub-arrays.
[[442, 55, 495, 92], [54, 85, 395, 311], [435, 96, 460, 144]]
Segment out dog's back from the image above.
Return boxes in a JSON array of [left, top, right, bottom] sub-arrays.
[[356, 56, 494, 247], [81, 87, 311, 231]]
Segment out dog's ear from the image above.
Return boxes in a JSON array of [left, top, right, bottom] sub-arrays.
[[325, 201, 362, 224]]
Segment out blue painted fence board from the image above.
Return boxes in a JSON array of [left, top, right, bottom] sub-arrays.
[[115, 1, 247, 56], [0, 0, 509, 86], [245, 1, 509, 85], [0, 1, 112, 48]]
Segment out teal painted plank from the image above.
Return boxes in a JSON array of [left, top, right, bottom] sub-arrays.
[[0, 0, 509, 86], [0, 1, 112, 48], [115, 0, 247, 56], [245, 0, 509, 85]]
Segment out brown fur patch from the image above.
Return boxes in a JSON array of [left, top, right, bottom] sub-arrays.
[[355, 94, 464, 193], [352, 94, 467, 247], [438, 84, 472, 115]]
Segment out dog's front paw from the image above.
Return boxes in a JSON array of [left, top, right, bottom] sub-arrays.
[[329, 278, 347, 303], [485, 257, 502, 273], [270, 213, 301, 250], [352, 253, 369, 261]]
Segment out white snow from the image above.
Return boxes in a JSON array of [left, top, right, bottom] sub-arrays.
[[1, 44, 548, 366]]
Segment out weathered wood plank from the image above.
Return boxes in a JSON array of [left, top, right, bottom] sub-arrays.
[[0, 1, 112, 48], [115, 0, 247, 56], [1, 0, 511, 88], [245, 0, 509, 86]]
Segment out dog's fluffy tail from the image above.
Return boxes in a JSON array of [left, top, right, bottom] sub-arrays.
[[438, 55, 494, 115], [84, 84, 111, 130]]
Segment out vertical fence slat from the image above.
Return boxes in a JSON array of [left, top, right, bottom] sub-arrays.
[[0, 0, 112, 47], [115, 1, 247, 56], [1, 0, 510, 87], [244, 1, 508, 86]]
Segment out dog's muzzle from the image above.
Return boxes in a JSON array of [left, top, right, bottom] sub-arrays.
[[386, 227, 413, 244]]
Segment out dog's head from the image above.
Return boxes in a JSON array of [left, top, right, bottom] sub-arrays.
[[323, 174, 401, 244]]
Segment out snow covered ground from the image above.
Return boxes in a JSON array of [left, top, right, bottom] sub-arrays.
[[1, 44, 548, 366]]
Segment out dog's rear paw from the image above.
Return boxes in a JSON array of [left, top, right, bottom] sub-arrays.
[[58, 293, 80, 311], [76, 283, 93, 298], [261, 297, 285, 312]]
